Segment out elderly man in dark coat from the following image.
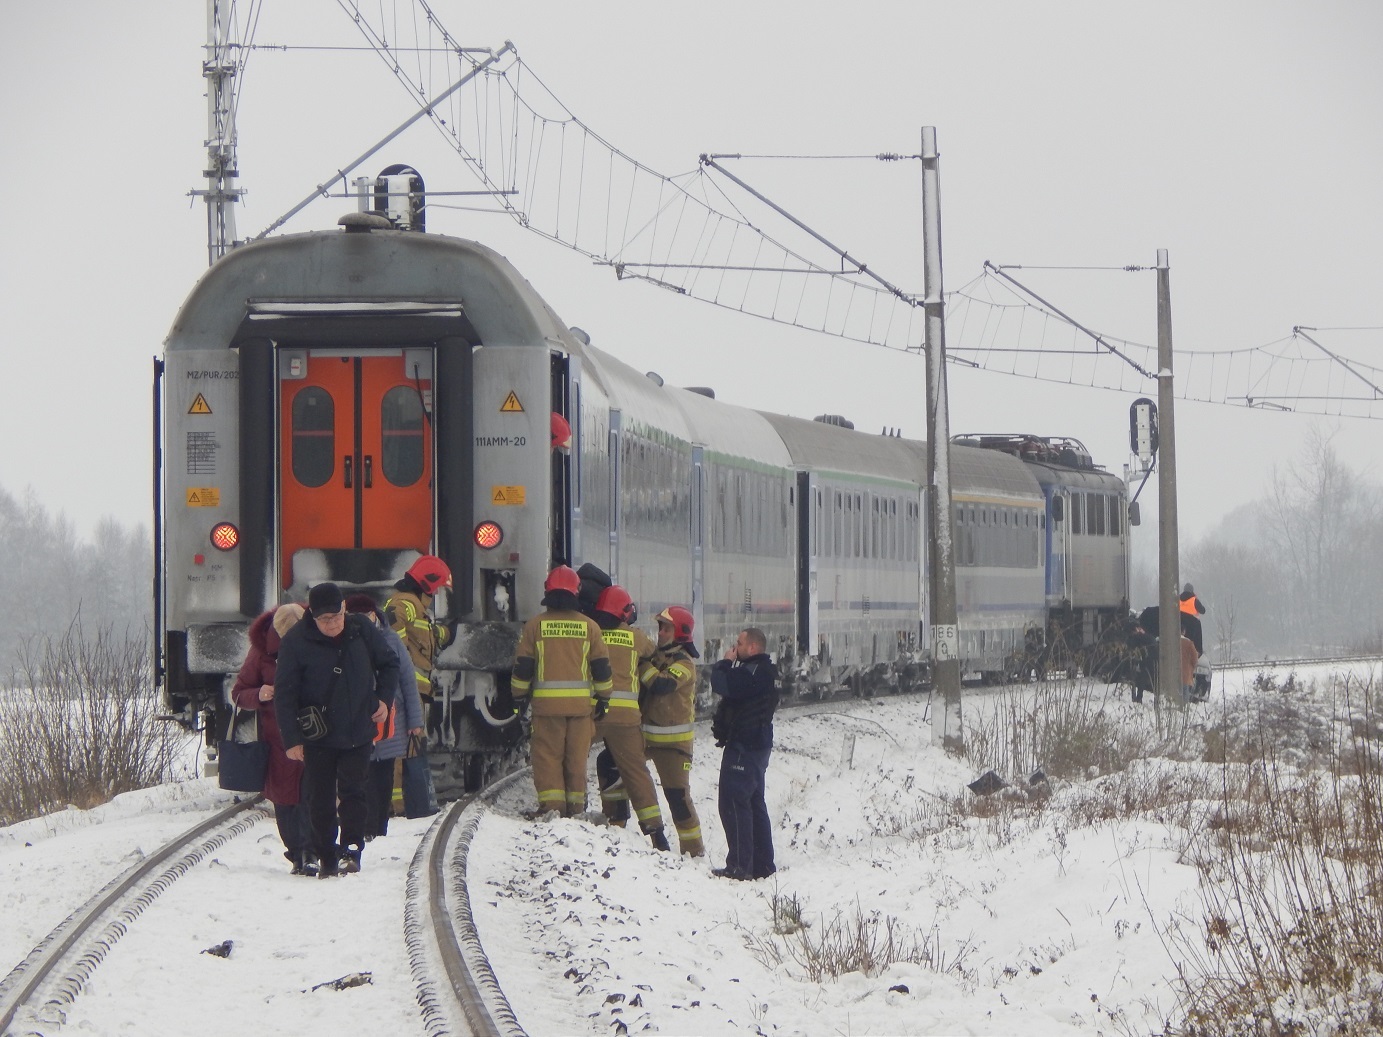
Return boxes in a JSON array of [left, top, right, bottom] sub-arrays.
[[275, 582, 400, 878]]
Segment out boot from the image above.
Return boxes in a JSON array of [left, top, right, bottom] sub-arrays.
[[646, 827, 671, 852], [286, 849, 318, 877], [293, 850, 319, 877]]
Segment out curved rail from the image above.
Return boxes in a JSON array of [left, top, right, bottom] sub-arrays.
[[0, 795, 267, 1034], [406, 771, 529, 1037]]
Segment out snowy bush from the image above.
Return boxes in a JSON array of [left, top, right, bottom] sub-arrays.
[[0, 623, 184, 825]]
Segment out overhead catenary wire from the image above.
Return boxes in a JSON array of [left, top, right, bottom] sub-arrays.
[[246, 0, 1382, 422]]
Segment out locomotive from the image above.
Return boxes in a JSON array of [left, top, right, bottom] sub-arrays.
[[155, 206, 1131, 791]]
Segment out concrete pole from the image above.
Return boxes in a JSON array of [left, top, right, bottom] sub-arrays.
[[1155, 249, 1183, 705], [921, 127, 962, 751]]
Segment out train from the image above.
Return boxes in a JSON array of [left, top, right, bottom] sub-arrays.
[[155, 195, 1132, 793]]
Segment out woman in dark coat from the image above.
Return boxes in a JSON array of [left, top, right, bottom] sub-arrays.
[[231, 603, 315, 875]]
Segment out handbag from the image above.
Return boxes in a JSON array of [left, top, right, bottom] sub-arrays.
[[402, 733, 439, 818], [218, 706, 269, 792], [297, 641, 346, 742], [297, 705, 328, 742]]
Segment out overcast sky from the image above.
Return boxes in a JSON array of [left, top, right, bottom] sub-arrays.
[[3, 2, 1379, 560]]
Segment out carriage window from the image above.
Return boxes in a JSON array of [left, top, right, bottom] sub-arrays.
[[380, 386, 425, 486], [291, 387, 334, 488], [1109, 494, 1121, 536], [1072, 492, 1085, 535]]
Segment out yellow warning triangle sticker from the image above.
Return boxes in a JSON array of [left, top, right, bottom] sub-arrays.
[[492, 487, 508, 503], [500, 391, 524, 413], [188, 393, 213, 415]]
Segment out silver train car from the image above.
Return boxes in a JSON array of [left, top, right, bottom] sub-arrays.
[[155, 214, 1129, 789]]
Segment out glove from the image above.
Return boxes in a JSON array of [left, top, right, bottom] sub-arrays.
[[593, 697, 609, 721]]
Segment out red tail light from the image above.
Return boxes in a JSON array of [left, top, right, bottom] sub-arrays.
[[474, 521, 503, 549], [210, 523, 240, 550]]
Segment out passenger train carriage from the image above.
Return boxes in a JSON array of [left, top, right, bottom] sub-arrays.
[[156, 210, 1130, 792]]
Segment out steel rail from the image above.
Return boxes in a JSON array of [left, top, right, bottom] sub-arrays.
[[1212, 653, 1382, 673], [407, 771, 528, 1037], [0, 795, 267, 1034]]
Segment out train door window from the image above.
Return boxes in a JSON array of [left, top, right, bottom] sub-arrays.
[[380, 386, 425, 486], [291, 387, 334, 487], [1072, 492, 1085, 535], [1092, 494, 1106, 535]]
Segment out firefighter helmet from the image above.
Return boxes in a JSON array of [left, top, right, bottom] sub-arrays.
[[544, 565, 581, 595], [551, 412, 572, 452], [655, 605, 695, 643], [406, 555, 452, 594], [595, 585, 637, 624]]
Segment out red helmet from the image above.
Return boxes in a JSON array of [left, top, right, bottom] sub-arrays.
[[595, 585, 637, 624], [544, 565, 581, 595], [655, 605, 695, 643], [550, 412, 572, 452], [406, 555, 452, 594]]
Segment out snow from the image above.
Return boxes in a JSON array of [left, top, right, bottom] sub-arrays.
[[3, 660, 1378, 1036]]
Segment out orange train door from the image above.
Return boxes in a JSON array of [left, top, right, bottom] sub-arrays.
[[279, 350, 433, 588]]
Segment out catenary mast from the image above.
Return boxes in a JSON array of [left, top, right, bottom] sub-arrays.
[[198, 0, 243, 266]]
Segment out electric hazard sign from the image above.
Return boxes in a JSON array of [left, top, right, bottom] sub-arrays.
[[500, 391, 524, 413], [188, 393, 213, 415], [186, 488, 221, 507], [490, 485, 526, 506]]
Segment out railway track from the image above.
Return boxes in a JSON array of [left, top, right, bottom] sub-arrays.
[[1212, 653, 1382, 673], [407, 772, 528, 1037], [0, 778, 534, 1037], [0, 795, 270, 1035]]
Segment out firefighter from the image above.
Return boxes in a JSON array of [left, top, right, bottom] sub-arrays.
[[510, 566, 614, 817], [384, 555, 453, 742], [591, 585, 670, 850], [639, 605, 704, 857]]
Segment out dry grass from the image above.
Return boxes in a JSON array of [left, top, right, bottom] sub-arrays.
[[0, 623, 185, 825], [746, 889, 975, 983], [1164, 673, 1383, 1035]]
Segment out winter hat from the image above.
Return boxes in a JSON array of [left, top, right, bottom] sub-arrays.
[[271, 603, 304, 636], [308, 582, 345, 616], [1182, 583, 1195, 596], [344, 593, 379, 615]]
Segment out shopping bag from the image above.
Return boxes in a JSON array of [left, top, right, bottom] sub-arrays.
[[402, 734, 439, 818], [218, 708, 269, 792]]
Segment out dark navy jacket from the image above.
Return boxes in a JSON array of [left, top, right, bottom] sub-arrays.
[[710, 653, 778, 751], [275, 613, 400, 751]]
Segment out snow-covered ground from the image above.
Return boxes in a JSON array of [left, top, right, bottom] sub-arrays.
[[3, 660, 1378, 1036]]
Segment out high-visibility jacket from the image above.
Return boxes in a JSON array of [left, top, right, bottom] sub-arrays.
[[511, 608, 613, 717], [1179, 594, 1205, 617], [639, 643, 697, 747], [384, 588, 449, 699], [598, 623, 659, 726]]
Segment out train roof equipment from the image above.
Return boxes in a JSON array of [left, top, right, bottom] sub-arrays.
[[950, 434, 1101, 472]]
